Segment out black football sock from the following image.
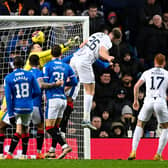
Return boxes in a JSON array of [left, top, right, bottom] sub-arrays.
[[0, 134, 5, 154], [9, 133, 20, 154], [22, 133, 29, 155], [37, 131, 44, 152]]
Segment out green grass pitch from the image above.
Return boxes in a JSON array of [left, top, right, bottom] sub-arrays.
[[1, 160, 168, 168]]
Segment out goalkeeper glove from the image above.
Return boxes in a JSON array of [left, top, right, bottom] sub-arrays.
[[64, 36, 80, 48]]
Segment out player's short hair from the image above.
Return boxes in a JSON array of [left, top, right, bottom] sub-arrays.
[[51, 44, 61, 57], [13, 56, 24, 68], [112, 27, 122, 39], [154, 53, 166, 65], [29, 54, 40, 67]]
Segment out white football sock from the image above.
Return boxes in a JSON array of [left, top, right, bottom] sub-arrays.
[[83, 94, 93, 121], [132, 126, 143, 151], [157, 128, 168, 155]]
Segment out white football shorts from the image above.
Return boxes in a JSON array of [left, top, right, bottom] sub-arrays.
[[138, 97, 168, 123], [46, 98, 67, 119], [31, 106, 43, 125], [70, 56, 95, 84]]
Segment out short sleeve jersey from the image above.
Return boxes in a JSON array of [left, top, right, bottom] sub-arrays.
[[140, 67, 168, 99], [75, 32, 112, 63]]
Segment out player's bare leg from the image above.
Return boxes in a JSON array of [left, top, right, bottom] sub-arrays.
[[81, 83, 97, 130]]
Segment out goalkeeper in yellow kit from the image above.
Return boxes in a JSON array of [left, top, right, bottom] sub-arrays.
[[0, 31, 80, 120]]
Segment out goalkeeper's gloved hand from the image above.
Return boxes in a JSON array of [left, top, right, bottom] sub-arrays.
[[9, 116, 16, 126], [64, 36, 80, 48]]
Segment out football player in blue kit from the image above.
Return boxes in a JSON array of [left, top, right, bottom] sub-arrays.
[[43, 45, 78, 159], [5, 56, 41, 159]]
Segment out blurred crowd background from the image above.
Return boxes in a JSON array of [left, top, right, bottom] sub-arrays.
[[0, 0, 168, 138]]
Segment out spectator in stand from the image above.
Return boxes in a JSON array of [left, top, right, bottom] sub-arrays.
[[22, 8, 37, 16], [100, 25, 111, 35], [74, 0, 89, 15], [50, 0, 65, 16], [3, 0, 23, 15], [111, 59, 122, 88], [120, 48, 144, 80], [163, 11, 168, 29], [101, 111, 112, 136], [106, 11, 122, 30], [139, 0, 162, 26], [51, 8, 57, 16], [106, 87, 132, 123], [121, 73, 134, 101], [91, 115, 110, 138], [0, 2, 10, 15], [40, 2, 50, 16], [64, 7, 75, 16], [120, 105, 136, 137], [92, 69, 115, 117], [81, 3, 104, 34], [136, 14, 168, 69], [15, 35, 31, 57], [22, 0, 40, 15], [6, 29, 24, 58], [110, 122, 125, 138], [91, 116, 102, 138]]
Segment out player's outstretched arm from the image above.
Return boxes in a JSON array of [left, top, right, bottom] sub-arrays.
[[60, 36, 80, 53]]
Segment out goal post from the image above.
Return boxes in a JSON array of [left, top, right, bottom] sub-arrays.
[[0, 16, 90, 159]]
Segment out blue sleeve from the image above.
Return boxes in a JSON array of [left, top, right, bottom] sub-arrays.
[[5, 77, 14, 117], [61, 54, 73, 63], [61, 48, 80, 63], [43, 65, 49, 83], [66, 66, 78, 86], [94, 59, 110, 68], [32, 75, 41, 98]]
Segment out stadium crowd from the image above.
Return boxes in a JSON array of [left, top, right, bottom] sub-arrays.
[[0, 0, 168, 139]]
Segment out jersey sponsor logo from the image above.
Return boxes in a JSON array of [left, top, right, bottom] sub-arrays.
[[15, 72, 24, 76]]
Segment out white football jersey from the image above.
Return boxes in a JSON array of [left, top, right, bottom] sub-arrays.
[[75, 32, 112, 64], [140, 67, 168, 99]]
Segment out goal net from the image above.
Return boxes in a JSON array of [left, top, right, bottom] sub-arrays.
[[0, 16, 90, 159]]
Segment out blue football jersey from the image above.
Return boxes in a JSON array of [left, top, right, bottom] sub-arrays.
[[30, 67, 43, 107], [43, 59, 78, 99], [4, 68, 41, 117]]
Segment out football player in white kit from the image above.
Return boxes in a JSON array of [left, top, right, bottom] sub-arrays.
[[70, 28, 122, 130], [128, 53, 168, 160]]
